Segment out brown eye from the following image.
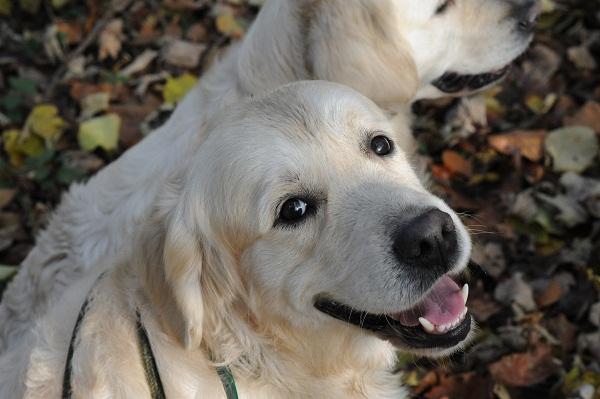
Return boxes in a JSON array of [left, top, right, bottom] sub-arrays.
[[370, 135, 393, 156], [435, 0, 452, 14]]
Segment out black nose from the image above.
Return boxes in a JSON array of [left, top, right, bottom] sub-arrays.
[[513, 0, 540, 33], [392, 209, 458, 272]]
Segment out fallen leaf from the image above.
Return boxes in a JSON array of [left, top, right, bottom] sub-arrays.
[[536, 280, 563, 307], [2, 129, 45, 167], [0, 0, 12, 15], [488, 129, 546, 162], [589, 302, 600, 327], [564, 102, 600, 133], [442, 150, 472, 176], [0, 189, 16, 209], [525, 93, 557, 115], [489, 345, 559, 387], [24, 104, 67, 144], [55, 19, 84, 45], [163, 73, 198, 105], [19, 0, 41, 14], [109, 95, 160, 148], [98, 18, 124, 60], [161, 39, 206, 69], [79, 92, 111, 120], [494, 272, 537, 312], [216, 13, 245, 38], [545, 126, 598, 173], [78, 113, 121, 152], [568, 45, 597, 70], [0, 265, 17, 283], [120, 49, 157, 77], [186, 23, 208, 42]]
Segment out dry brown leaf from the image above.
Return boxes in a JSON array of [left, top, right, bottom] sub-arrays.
[[161, 40, 206, 68], [109, 95, 161, 148], [98, 18, 124, 60], [488, 130, 547, 162], [489, 345, 559, 387], [442, 150, 472, 177], [0, 189, 17, 209], [55, 19, 84, 44], [536, 280, 563, 308], [564, 101, 600, 133]]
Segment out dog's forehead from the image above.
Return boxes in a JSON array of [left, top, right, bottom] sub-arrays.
[[244, 82, 387, 142]]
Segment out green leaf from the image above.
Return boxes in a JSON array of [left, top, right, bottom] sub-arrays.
[[9, 77, 37, 96], [163, 73, 198, 105], [19, 0, 41, 13], [78, 113, 121, 152], [0, 265, 17, 283]]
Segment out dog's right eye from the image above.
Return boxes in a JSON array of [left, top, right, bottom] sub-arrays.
[[277, 198, 312, 225]]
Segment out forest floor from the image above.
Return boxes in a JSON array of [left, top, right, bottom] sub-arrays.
[[0, 1, 599, 398]]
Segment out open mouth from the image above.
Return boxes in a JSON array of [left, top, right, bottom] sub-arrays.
[[314, 275, 471, 350], [432, 65, 510, 94]]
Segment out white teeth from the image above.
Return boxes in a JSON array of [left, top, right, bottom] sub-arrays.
[[461, 283, 469, 305], [418, 317, 435, 333], [418, 307, 468, 335]]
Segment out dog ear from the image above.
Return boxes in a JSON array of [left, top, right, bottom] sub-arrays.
[[307, 1, 419, 107], [138, 185, 207, 350], [161, 202, 206, 349]]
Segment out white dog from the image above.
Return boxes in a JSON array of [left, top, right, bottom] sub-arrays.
[[1, 82, 473, 398], [0, 0, 537, 354]]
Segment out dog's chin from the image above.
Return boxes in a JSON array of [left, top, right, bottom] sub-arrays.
[[431, 65, 510, 95], [314, 274, 473, 354]]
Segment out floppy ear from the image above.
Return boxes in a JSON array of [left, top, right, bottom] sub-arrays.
[[161, 203, 206, 349], [307, 0, 419, 107], [138, 185, 207, 350]]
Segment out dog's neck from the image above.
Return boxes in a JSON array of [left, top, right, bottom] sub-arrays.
[[199, 299, 405, 398]]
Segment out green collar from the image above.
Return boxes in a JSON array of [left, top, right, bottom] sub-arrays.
[[62, 287, 239, 399]]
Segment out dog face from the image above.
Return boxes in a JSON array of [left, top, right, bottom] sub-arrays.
[[157, 82, 472, 357], [304, 0, 537, 106]]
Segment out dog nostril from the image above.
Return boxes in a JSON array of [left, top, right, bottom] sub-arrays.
[[392, 209, 458, 272]]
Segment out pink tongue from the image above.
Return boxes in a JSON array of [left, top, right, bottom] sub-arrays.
[[393, 276, 465, 326]]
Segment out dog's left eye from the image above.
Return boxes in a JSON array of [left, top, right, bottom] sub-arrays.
[[277, 198, 312, 225]]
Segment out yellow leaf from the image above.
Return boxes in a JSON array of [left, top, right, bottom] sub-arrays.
[[25, 104, 67, 144], [216, 13, 245, 38], [0, 0, 12, 15], [78, 114, 121, 152], [19, 0, 41, 13], [2, 129, 45, 167], [163, 73, 198, 105], [52, 0, 71, 9]]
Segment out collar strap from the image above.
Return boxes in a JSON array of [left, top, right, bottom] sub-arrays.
[[62, 284, 239, 399]]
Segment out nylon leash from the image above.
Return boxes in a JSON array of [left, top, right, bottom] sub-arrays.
[[62, 289, 238, 398]]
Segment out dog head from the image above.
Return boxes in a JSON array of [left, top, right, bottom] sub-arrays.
[[240, 0, 538, 108], [141, 82, 473, 360]]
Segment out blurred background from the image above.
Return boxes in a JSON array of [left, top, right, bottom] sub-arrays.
[[0, 0, 598, 398]]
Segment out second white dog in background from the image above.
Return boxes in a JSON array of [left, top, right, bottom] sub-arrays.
[[0, 0, 538, 354]]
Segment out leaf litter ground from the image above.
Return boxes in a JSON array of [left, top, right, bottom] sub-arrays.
[[0, 1, 599, 398]]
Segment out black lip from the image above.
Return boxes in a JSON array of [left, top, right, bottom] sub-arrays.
[[314, 298, 472, 350], [432, 66, 510, 93]]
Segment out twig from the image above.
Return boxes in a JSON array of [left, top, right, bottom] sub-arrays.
[[44, 0, 134, 101]]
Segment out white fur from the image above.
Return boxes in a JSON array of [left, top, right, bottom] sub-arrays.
[[0, 0, 530, 355], [1, 82, 471, 398]]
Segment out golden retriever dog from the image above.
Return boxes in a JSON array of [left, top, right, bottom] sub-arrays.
[[0, 0, 537, 354], [0, 82, 473, 398]]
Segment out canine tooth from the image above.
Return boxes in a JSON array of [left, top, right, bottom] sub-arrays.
[[418, 317, 435, 333], [461, 284, 469, 305]]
